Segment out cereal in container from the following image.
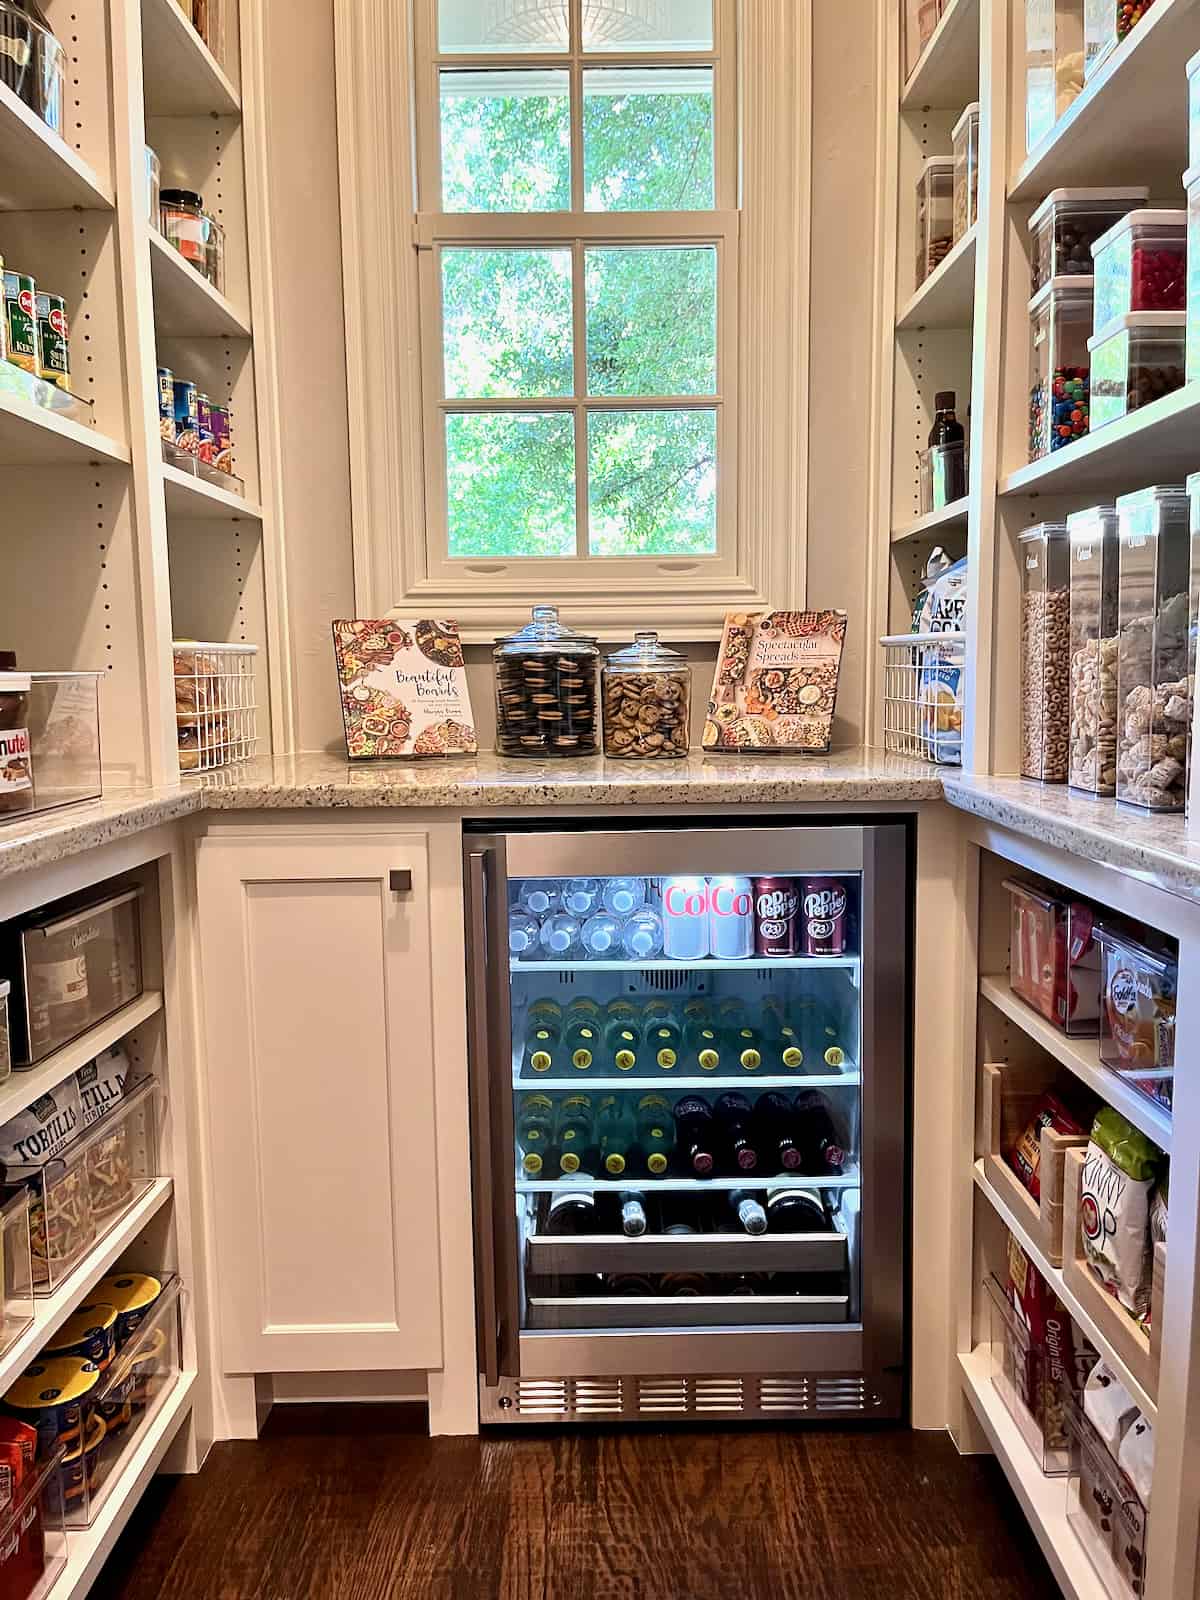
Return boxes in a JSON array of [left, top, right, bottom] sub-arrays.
[[951, 103, 980, 245], [1067, 504, 1119, 794], [1019, 523, 1071, 782], [602, 633, 690, 759]]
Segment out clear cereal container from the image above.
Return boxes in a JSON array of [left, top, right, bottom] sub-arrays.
[[602, 633, 690, 759], [1004, 876, 1102, 1034], [1084, 0, 1158, 77], [493, 606, 600, 757], [1087, 312, 1186, 431], [1020, 524, 1071, 782], [1028, 188, 1148, 295], [952, 103, 980, 245], [1091, 209, 1187, 330], [915, 157, 954, 286], [1095, 922, 1176, 1110], [1186, 167, 1200, 383], [1025, 0, 1085, 153], [1029, 278, 1092, 460], [1116, 484, 1192, 810], [1067, 504, 1120, 794]]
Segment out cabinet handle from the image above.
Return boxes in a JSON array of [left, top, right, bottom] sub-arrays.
[[389, 869, 412, 894]]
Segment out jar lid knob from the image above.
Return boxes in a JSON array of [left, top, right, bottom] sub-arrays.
[[634, 631, 658, 645], [531, 605, 558, 623]]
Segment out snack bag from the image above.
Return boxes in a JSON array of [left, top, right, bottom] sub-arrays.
[[1009, 1090, 1085, 1202], [914, 555, 968, 634], [1083, 1359, 1137, 1451], [1080, 1109, 1161, 1317], [75, 1045, 128, 1129], [1007, 1233, 1083, 1448], [918, 644, 964, 764]]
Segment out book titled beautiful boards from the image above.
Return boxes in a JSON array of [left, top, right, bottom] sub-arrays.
[[702, 610, 848, 753], [332, 619, 477, 759]]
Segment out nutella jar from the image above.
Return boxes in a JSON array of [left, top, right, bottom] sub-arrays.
[[0, 656, 34, 816]]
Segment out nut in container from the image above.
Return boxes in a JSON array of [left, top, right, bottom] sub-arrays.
[[602, 633, 690, 759]]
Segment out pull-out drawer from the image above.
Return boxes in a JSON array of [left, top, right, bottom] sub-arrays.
[[527, 1293, 849, 1330], [527, 1229, 848, 1277]]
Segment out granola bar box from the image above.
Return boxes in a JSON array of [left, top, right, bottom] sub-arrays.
[[702, 610, 848, 753], [333, 620, 477, 760]]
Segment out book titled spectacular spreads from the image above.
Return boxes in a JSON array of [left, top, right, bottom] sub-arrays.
[[702, 610, 848, 753], [332, 620, 477, 759]]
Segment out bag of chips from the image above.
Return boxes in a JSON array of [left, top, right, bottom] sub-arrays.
[[1080, 1108, 1161, 1317], [1009, 1089, 1085, 1201]]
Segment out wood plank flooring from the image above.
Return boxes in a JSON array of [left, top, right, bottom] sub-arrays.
[[92, 1405, 1061, 1600]]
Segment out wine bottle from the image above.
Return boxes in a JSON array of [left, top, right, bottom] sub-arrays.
[[765, 1186, 828, 1233], [642, 998, 682, 1071], [794, 1089, 848, 1175], [659, 1271, 708, 1298], [714, 1091, 759, 1172], [752, 1090, 804, 1173], [554, 1093, 594, 1175], [729, 1188, 767, 1235], [673, 1094, 715, 1175], [617, 1189, 648, 1237], [544, 1188, 598, 1236]]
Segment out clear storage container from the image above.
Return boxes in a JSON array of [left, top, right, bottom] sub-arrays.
[[29, 19, 64, 134], [1004, 876, 1102, 1034], [952, 102, 980, 244], [1116, 484, 1192, 810], [0, 1446, 68, 1600], [1029, 188, 1149, 295], [1029, 278, 1092, 459], [1092, 209, 1187, 329], [1026, 0, 1085, 153], [202, 213, 225, 293], [1094, 921, 1176, 1111], [0, 1189, 34, 1357], [919, 441, 967, 510], [493, 607, 600, 757], [602, 634, 690, 759], [1066, 1395, 1150, 1597], [1084, 0, 1158, 77], [1087, 312, 1186, 431], [144, 146, 160, 229], [982, 1274, 1095, 1474], [0, 883, 143, 1066], [905, 0, 943, 77], [22, 672, 102, 823], [1190, 48, 1200, 172], [1020, 523, 1072, 781], [0, 980, 9, 1084], [1068, 504, 1120, 794], [1186, 166, 1200, 383], [915, 157, 954, 286], [159, 189, 208, 276]]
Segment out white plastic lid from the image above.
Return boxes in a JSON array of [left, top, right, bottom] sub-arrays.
[[951, 102, 980, 140], [1184, 164, 1200, 192], [0, 673, 31, 693], [918, 155, 954, 180], [0, 979, 8, 1001], [1091, 208, 1188, 256], [1087, 309, 1186, 352], [1028, 274, 1094, 315], [1027, 186, 1148, 232], [1188, 469, 1200, 494]]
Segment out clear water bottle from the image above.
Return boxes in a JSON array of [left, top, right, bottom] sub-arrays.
[[508, 909, 540, 958], [603, 877, 646, 917], [562, 878, 601, 917], [621, 906, 664, 959], [518, 880, 560, 917], [539, 912, 581, 957], [581, 911, 622, 958]]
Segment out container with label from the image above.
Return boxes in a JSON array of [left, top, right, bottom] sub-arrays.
[[159, 189, 207, 273], [1019, 524, 1071, 782], [1028, 188, 1148, 295], [209, 402, 233, 473], [1092, 209, 1187, 330], [952, 103, 980, 244], [172, 378, 199, 454], [1094, 921, 1176, 1110], [1087, 311, 1185, 431], [3, 269, 38, 376], [156, 366, 175, 442], [0, 669, 32, 817], [1004, 876, 1102, 1035], [915, 156, 954, 286], [195, 393, 215, 466], [35, 291, 69, 391], [1067, 504, 1119, 794], [1029, 277, 1093, 459], [1025, 0, 1085, 153]]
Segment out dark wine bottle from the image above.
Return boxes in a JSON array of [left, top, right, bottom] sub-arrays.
[[752, 1091, 804, 1173], [714, 1091, 759, 1173], [673, 1095, 716, 1176], [794, 1089, 848, 1176], [544, 1188, 598, 1236], [765, 1187, 828, 1233], [729, 1188, 767, 1235]]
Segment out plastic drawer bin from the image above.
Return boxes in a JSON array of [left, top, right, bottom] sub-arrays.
[[1029, 278, 1093, 459], [1066, 1398, 1150, 1599], [1087, 312, 1185, 431], [952, 102, 980, 244], [983, 1274, 1095, 1474], [1084, 0, 1158, 77], [1029, 189, 1148, 295], [1004, 876, 1101, 1035], [1091, 209, 1187, 330], [1094, 921, 1176, 1113], [1067, 504, 1120, 794], [1025, 0, 1085, 153], [0, 1446, 68, 1600], [0, 1190, 34, 1361]]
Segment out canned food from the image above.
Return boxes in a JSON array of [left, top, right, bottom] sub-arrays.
[[2, 1355, 101, 1457], [195, 393, 214, 465], [157, 367, 175, 441], [95, 1272, 162, 1349], [35, 292, 69, 390], [46, 1300, 118, 1371], [61, 1410, 105, 1508], [3, 270, 38, 376], [172, 379, 199, 454], [752, 876, 801, 957], [800, 877, 849, 956], [209, 403, 232, 473]]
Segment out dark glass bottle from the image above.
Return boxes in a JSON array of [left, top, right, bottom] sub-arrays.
[[544, 1189, 598, 1236], [751, 1091, 804, 1174], [765, 1187, 829, 1233], [713, 1091, 759, 1173], [794, 1089, 848, 1176], [673, 1095, 716, 1176], [928, 390, 966, 501]]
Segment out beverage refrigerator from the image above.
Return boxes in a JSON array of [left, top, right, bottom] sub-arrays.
[[464, 822, 909, 1425]]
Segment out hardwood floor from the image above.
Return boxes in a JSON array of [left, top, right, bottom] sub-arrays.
[[92, 1406, 1061, 1600]]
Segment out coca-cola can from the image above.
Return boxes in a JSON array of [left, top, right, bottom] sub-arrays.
[[662, 876, 710, 960], [801, 877, 849, 956], [752, 876, 800, 957], [708, 875, 754, 959]]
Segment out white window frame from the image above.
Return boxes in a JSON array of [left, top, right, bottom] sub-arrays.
[[335, 0, 812, 640]]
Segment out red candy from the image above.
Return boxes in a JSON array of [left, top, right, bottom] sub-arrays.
[[1130, 244, 1185, 312]]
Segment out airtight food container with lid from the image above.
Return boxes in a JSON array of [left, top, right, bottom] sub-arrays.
[[493, 606, 600, 758]]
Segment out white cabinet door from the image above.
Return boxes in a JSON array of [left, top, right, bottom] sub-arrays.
[[196, 829, 443, 1373]]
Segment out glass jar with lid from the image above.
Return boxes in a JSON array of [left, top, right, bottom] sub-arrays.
[[1019, 523, 1071, 782], [602, 633, 691, 759], [160, 189, 208, 274], [493, 606, 599, 757]]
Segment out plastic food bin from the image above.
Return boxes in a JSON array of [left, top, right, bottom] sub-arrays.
[[952, 103, 980, 244], [0, 979, 9, 1084], [1115, 484, 1192, 810], [1004, 876, 1102, 1035], [1019, 523, 1071, 782], [1095, 921, 1176, 1111], [1186, 166, 1200, 383], [1084, 0, 1158, 77], [1066, 1397, 1150, 1597], [1028, 188, 1149, 295], [983, 1275, 1095, 1474], [1025, 0, 1085, 153], [1189, 47, 1200, 172], [1068, 504, 1120, 794], [0, 1189, 34, 1359], [0, 1445, 68, 1600], [1087, 312, 1186, 431], [919, 441, 967, 510], [1029, 278, 1092, 459], [1091, 209, 1187, 330], [915, 157, 954, 286]]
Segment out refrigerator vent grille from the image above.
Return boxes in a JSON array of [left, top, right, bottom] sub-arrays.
[[813, 1377, 878, 1412], [494, 1373, 884, 1423], [757, 1377, 813, 1412], [636, 1377, 745, 1415]]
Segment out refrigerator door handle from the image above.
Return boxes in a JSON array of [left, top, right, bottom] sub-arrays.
[[466, 847, 504, 1390]]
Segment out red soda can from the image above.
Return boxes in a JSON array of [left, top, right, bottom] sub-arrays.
[[800, 877, 849, 956], [752, 876, 800, 957]]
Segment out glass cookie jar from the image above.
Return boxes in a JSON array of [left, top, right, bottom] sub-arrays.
[[493, 606, 600, 757], [602, 633, 691, 759]]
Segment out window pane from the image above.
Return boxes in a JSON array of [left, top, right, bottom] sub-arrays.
[[443, 249, 573, 398], [446, 412, 576, 557], [438, 0, 568, 52], [586, 246, 716, 395], [440, 71, 570, 212], [583, 67, 714, 211], [588, 409, 717, 554], [582, 0, 713, 51]]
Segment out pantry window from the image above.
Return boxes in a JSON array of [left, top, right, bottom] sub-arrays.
[[413, 0, 739, 583]]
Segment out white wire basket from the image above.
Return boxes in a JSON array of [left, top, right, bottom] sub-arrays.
[[879, 631, 966, 767], [172, 641, 259, 772]]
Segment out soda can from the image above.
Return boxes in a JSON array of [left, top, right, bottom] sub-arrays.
[[662, 877, 709, 960], [3, 270, 38, 376], [753, 876, 800, 957], [800, 877, 849, 956], [195, 392, 215, 465], [157, 368, 175, 440], [708, 875, 754, 960], [35, 292, 69, 390], [172, 378, 199, 454], [209, 403, 233, 473]]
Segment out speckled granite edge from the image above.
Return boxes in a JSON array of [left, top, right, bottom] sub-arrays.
[[0, 789, 203, 882]]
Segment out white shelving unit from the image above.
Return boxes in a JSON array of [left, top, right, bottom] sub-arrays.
[[161, 462, 262, 523], [0, 991, 163, 1126]]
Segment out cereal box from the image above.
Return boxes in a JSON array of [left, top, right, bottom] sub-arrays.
[[332, 620, 477, 759], [702, 610, 847, 753]]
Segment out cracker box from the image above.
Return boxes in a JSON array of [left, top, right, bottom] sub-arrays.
[[702, 610, 848, 753], [332, 620, 477, 759]]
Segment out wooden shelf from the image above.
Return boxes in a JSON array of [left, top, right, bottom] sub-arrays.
[[901, 0, 979, 110], [892, 496, 970, 543], [897, 226, 977, 331], [0, 992, 164, 1130], [1010, 0, 1200, 199], [0, 81, 114, 211], [162, 462, 262, 522], [979, 976, 1172, 1152], [149, 232, 251, 339], [140, 0, 240, 116], [972, 1159, 1156, 1420], [959, 1349, 1110, 1600], [0, 387, 129, 468], [1000, 382, 1200, 498]]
